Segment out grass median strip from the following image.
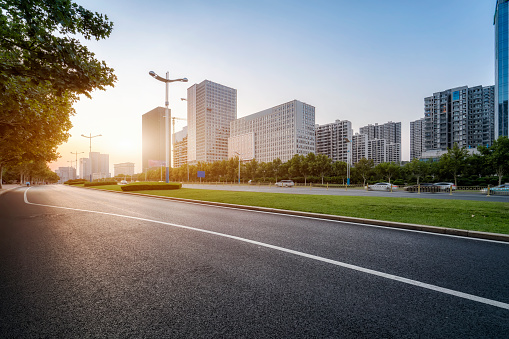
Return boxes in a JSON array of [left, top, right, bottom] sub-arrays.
[[88, 185, 509, 235]]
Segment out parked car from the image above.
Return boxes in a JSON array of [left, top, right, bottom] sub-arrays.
[[275, 180, 295, 187], [433, 182, 457, 191], [480, 183, 509, 194], [404, 183, 438, 193], [367, 182, 398, 191], [120, 180, 128, 185]]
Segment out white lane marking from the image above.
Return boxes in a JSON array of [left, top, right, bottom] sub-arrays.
[[95, 186, 509, 245], [24, 187, 509, 310]]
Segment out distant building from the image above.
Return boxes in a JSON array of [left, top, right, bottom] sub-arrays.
[[410, 118, 425, 160], [80, 152, 110, 181], [229, 100, 315, 163], [114, 162, 135, 177], [352, 133, 368, 164], [315, 120, 353, 164], [142, 107, 166, 171], [424, 85, 494, 152], [173, 126, 188, 168], [187, 80, 237, 164], [356, 121, 402, 163], [55, 167, 76, 184]]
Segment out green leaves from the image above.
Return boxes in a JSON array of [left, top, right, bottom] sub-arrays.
[[0, 0, 116, 97]]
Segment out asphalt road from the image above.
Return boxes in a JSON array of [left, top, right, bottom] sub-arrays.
[[182, 183, 509, 202], [1, 185, 508, 338]]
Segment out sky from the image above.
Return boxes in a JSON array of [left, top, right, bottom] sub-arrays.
[[50, 0, 497, 175]]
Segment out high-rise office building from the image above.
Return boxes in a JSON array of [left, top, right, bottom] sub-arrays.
[[229, 100, 315, 163], [173, 126, 188, 168], [142, 107, 166, 171], [424, 85, 494, 152], [187, 80, 237, 164], [495, 0, 509, 137], [410, 118, 425, 160], [315, 120, 352, 163], [80, 153, 110, 180], [114, 162, 135, 177], [55, 167, 76, 184]]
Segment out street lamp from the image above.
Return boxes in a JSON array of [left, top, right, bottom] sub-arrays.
[[81, 133, 102, 182], [344, 137, 351, 185], [149, 70, 188, 183], [234, 151, 241, 184], [71, 151, 84, 178]]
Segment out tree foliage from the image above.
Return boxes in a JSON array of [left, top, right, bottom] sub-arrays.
[[0, 0, 116, 96], [0, 1, 116, 187]]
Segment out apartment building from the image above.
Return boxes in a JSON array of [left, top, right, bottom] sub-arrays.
[[315, 119, 353, 163], [113, 162, 135, 177], [356, 121, 402, 163], [410, 118, 425, 160], [424, 85, 494, 152]]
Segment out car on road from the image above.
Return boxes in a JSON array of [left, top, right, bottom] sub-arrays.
[[480, 183, 509, 194], [367, 182, 398, 191], [120, 180, 128, 185], [275, 180, 295, 187], [404, 183, 439, 193], [433, 182, 457, 191]]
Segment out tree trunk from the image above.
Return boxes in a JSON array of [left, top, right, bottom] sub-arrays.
[[0, 164, 3, 189]]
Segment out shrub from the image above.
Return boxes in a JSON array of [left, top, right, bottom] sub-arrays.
[[84, 181, 118, 187], [121, 182, 182, 191], [64, 179, 88, 185]]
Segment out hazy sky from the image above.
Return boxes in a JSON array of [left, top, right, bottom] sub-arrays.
[[51, 0, 496, 174]]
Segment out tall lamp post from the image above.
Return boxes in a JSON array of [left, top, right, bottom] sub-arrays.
[[81, 133, 102, 182], [344, 137, 351, 185], [71, 151, 84, 178], [149, 70, 188, 183], [234, 151, 241, 184]]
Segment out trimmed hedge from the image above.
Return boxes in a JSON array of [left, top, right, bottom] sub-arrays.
[[64, 179, 88, 185], [84, 181, 118, 187], [121, 182, 182, 191]]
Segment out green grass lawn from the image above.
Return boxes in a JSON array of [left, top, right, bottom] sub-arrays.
[[86, 185, 509, 235]]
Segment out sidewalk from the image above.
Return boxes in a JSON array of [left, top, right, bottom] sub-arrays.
[[0, 184, 22, 196]]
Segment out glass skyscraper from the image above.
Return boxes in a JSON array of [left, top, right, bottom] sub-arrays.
[[495, 0, 509, 137]]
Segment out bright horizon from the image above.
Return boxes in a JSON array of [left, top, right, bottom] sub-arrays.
[[49, 0, 496, 176]]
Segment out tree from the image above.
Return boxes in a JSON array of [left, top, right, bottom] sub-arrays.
[[438, 143, 469, 186], [0, 0, 116, 97], [375, 162, 400, 183], [0, 79, 75, 188], [354, 158, 374, 186], [478, 136, 509, 185], [313, 154, 332, 184], [331, 161, 347, 184], [271, 158, 282, 182], [406, 158, 429, 184]]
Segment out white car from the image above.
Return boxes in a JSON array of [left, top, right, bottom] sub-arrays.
[[367, 182, 398, 191], [433, 182, 456, 191], [275, 180, 295, 187]]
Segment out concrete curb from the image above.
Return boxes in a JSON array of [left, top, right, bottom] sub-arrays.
[[0, 185, 22, 196], [80, 186, 509, 243]]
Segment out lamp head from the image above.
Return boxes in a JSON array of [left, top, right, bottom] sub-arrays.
[[182, 78, 188, 82], [149, 71, 156, 77]]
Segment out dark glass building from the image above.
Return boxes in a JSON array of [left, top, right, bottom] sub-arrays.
[[495, 0, 509, 137], [142, 107, 166, 172]]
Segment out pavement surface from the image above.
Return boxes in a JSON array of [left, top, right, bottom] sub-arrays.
[[1, 185, 508, 338], [182, 183, 509, 202]]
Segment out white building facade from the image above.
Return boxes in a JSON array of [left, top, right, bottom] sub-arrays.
[[229, 100, 315, 163], [187, 80, 237, 164], [114, 162, 135, 177]]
